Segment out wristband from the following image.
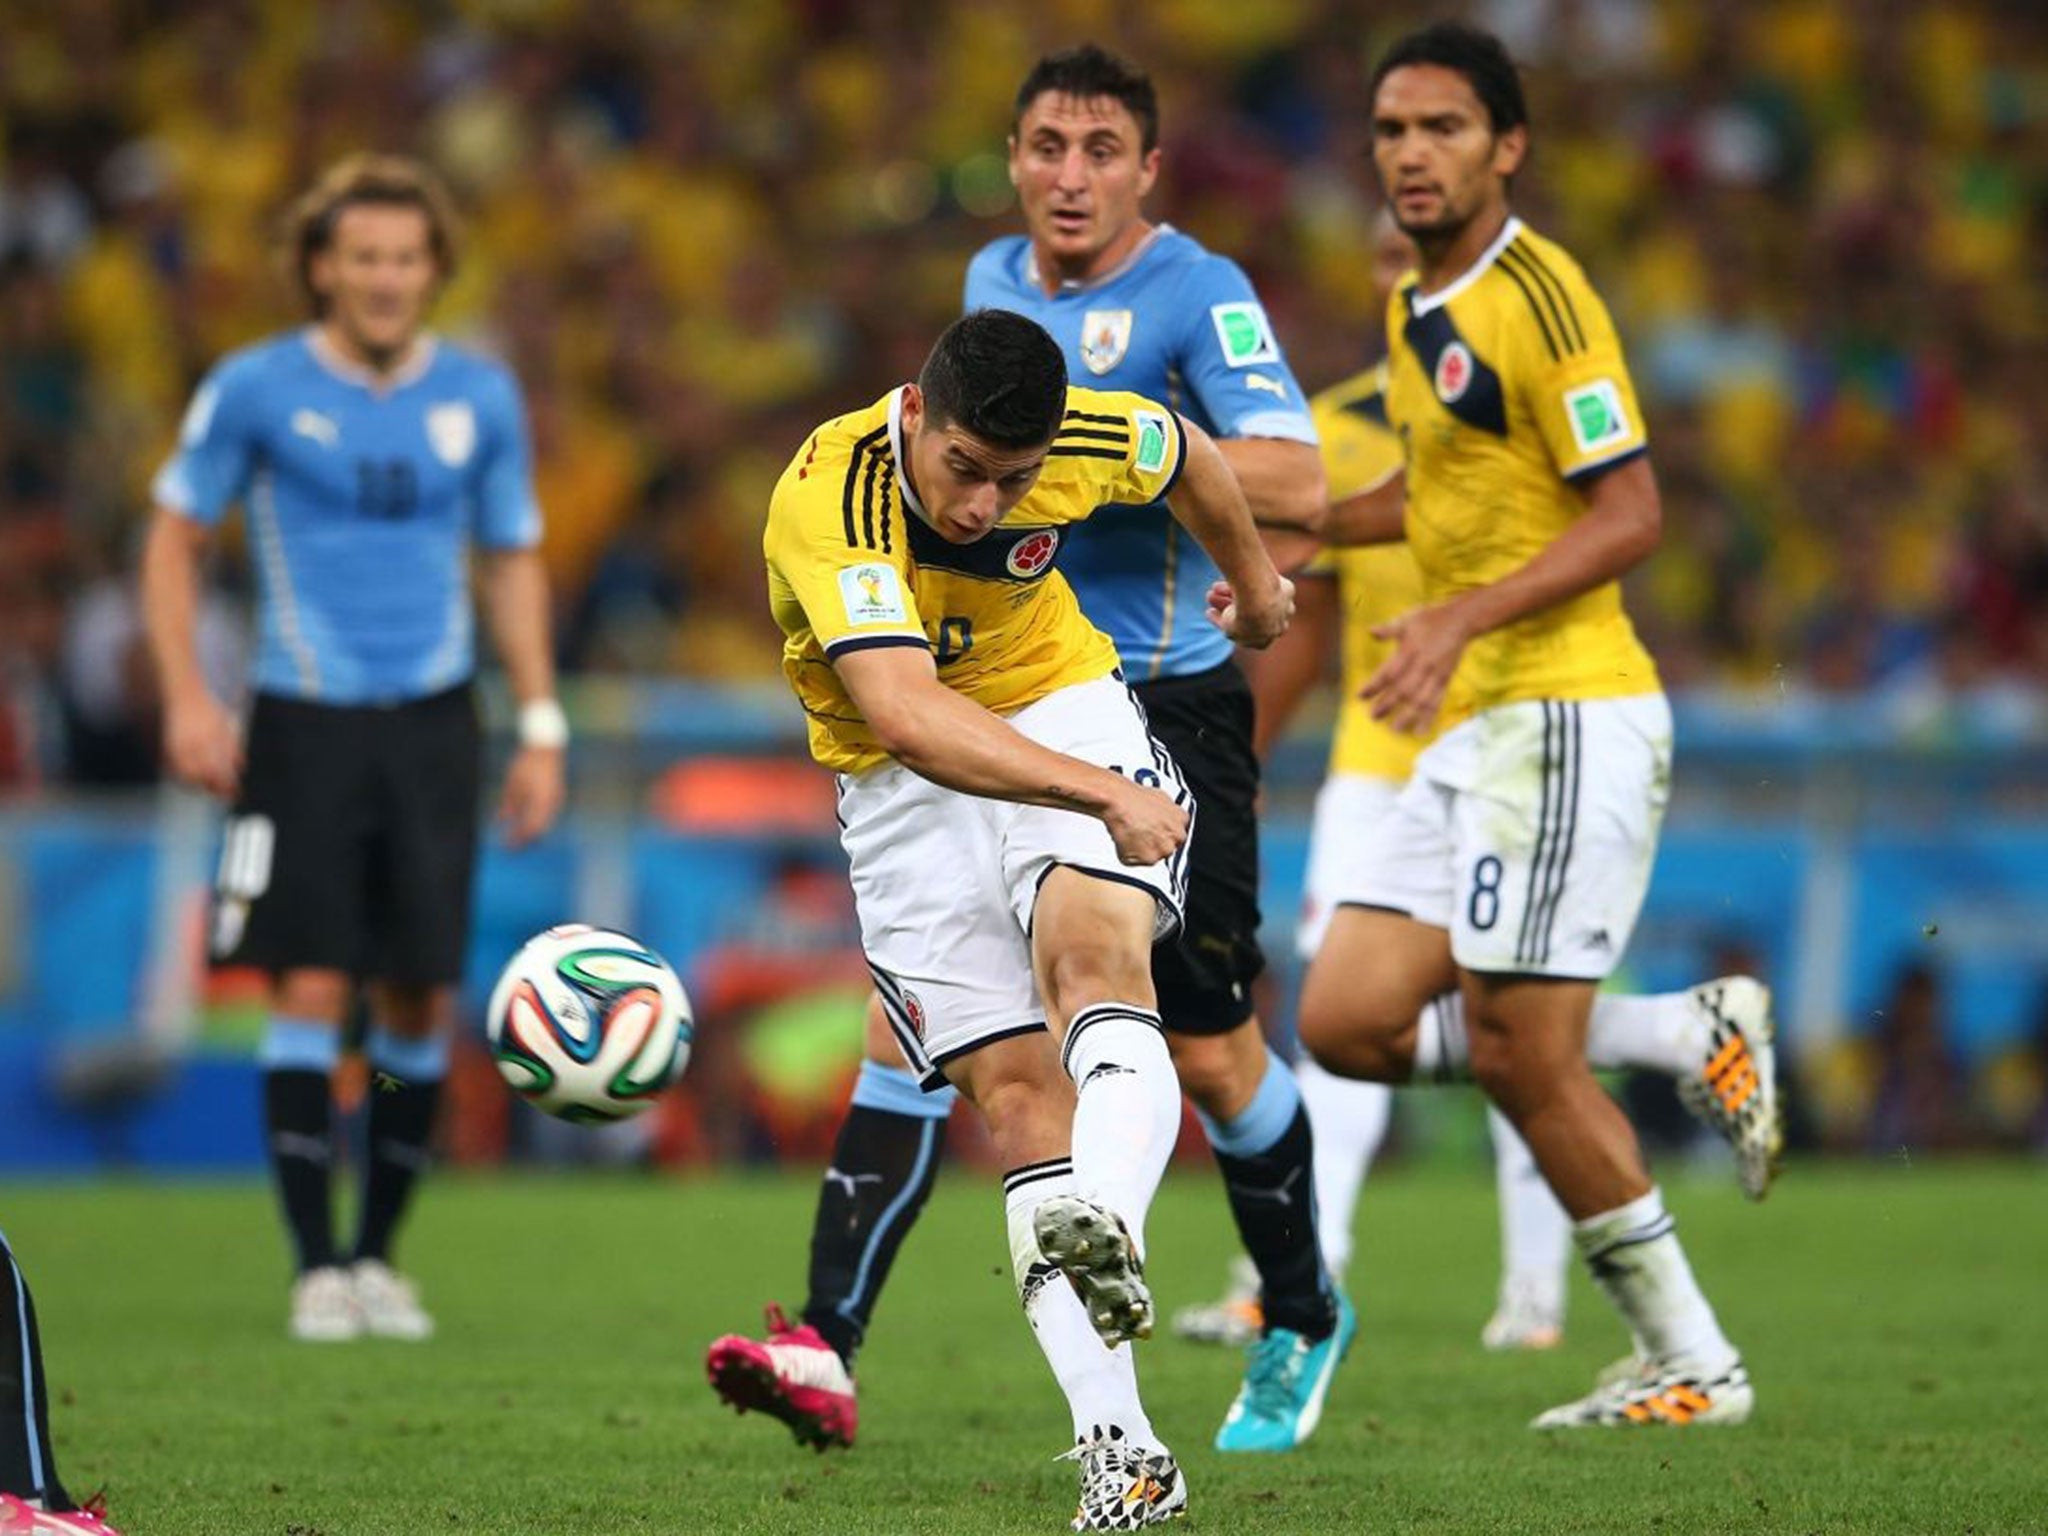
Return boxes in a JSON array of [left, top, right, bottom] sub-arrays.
[[517, 698, 570, 750]]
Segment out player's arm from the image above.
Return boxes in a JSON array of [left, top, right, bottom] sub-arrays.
[[477, 546, 566, 847], [1170, 417, 1295, 649], [475, 366, 566, 847], [140, 506, 241, 798], [832, 644, 1186, 868], [1364, 456, 1661, 732], [1215, 436, 1326, 571], [1241, 568, 1339, 760], [1322, 471, 1405, 546]]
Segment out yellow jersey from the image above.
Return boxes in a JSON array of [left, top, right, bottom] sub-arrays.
[[1307, 364, 1425, 783], [1384, 217, 1660, 727], [765, 385, 1189, 774]]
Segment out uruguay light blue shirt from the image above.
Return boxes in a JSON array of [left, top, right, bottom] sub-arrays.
[[964, 227, 1316, 681], [154, 328, 541, 706]]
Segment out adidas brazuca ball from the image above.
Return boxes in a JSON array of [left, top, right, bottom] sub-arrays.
[[486, 924, 694, 1123]]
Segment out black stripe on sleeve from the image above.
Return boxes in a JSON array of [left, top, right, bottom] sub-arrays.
[[840, 426, 888, 547], [1053, 427, 1132, 445], [1062, 408, 1126, 425], [859, 439, 885, 549], [1156, 412, 1190, 502], [1047, 446, 1126, 461], [823, 634, 930, 659], [1507, 241, 1586, 353], [1495, 251, 1561, 362]]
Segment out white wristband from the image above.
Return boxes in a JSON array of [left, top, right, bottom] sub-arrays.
[[517, 698, 569, 750]]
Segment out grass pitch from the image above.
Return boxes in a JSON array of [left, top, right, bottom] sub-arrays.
[[7, 1158, 2044, 1535]]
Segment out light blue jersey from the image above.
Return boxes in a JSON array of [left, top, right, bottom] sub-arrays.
[[154, 329, 541, 705], [963, 227, 1316, 681]]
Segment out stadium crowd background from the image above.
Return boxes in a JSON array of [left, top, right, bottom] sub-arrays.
[[0, 0, 2044, 1162]]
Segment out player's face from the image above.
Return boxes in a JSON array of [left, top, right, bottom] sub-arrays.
[[1009, 91, 1160, 282], [1370, 65, 1525, 242], [312, 204, 440, 364], [900, 386, 1050, 544]]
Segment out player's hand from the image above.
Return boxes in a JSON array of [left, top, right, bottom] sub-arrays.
[[162, 686, 242, 799], [1362, 599, 1473, 734], [498, 744, 566, 848], [1204, 574, 1295, 650], [1099, 776, 1190, 867]]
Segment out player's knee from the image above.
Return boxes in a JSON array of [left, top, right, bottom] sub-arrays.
[[274, 968, 351, 1024], [376, 983, 453, 1039], [1299, 991, 1415, 1083], [1167, 1035, 1247, 1115], [1039, 938, 1150, 1021]]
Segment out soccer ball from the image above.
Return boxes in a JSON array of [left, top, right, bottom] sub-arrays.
[[486, 924, 694, 1123]]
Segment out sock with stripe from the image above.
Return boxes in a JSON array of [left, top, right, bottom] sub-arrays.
[[0, 1232, 74, 1512], [1198, 1050, 1337, 1338], [1062, 1003, 1179, 1257], [1295, 1054, 1392, 1278], [1413, 992, 1707, 1082], [352, 1027, 449, 1266], [1005, 1160, 1155, 1444], [260, 1017, 341, 1275], [1573, 1188, 1736, 1369], [800, 1061, 956, 1368], [1487, 1106, 1570, 1315]]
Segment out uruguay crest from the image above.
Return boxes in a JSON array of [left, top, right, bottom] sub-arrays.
[[426, 401, 477, 467], [1080, 310, 1134, 375]]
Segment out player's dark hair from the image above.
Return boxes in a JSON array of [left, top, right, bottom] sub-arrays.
[[1370, 22, 1528, 135], [918, 310, 1069, 450], [1014, 44, 1160, 153], [283, 153, 463, 318]]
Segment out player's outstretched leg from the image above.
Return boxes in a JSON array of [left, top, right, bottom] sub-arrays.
[[1480, 1107, 1569, 1351], [798, 1045, 955, 1372]]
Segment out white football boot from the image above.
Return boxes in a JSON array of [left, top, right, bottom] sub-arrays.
[[1033, 1195, 1154, 1347], [1480, 1275, 1564, 1352], [1061, 1424, 1187, 1531], [351, 1259, 435, 1340], [1678, 977, 1784, 1200], [289, 1265, 363, 1342], [1532, 1355, 1753, 1429]]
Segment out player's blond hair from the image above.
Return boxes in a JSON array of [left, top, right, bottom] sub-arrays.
[[282, 153, 462, 318]]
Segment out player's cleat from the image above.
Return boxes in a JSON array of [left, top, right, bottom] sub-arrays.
[[0, 1494, 127, 1535], [1531, 1356, 1753, 1429], [289, 1264, 363, 1342], [1479, 1277, 1564, 1352], [1060, 1424, 1187, 1531], [1214, 1290, 1357, 1452], [1169, 1254, 1262, 1348], [1033, 1196, 1153, 1347], [705, 1304, 857, 1451], [1679, 976, 1783, 1200], [351, 1259, 435, 1340]]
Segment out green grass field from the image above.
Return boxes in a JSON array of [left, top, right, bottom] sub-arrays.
[[6, 1160, 2044, 1535]]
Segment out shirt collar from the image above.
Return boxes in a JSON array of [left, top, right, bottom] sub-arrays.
[[1022, 221, 1171, 294], [1408, 215, 1523, 317], [304, 325, 439, 392]]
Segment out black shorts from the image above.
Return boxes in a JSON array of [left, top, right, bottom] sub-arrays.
[[211, 685, 482, 986], [1133, 660, 1264, 1034]]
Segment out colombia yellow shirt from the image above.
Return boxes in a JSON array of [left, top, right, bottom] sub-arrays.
[[1308, 363, 1425, 783], [766, 386, 1188, 774], [1384, 217, 1660, 727]]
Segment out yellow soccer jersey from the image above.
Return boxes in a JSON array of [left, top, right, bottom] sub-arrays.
[[765, 385, 1189, 774], [1308, 365, 1425, 783], [1384, 217, 1661, 726]]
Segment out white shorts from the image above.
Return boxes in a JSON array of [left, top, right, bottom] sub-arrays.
[[1330, 694, 1672, 980], [838, 673, 1192, 1089], [1297, 773, 1402, 959]]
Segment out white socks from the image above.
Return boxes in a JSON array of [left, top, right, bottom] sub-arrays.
[[1573, 1187, 1736, 1369], [1486, 1106, 1570, 1315], [1062, 1004, 1179, 1258], [1003, 1159, 1154, 1443], [1411, 990, 1705, 1081], [1294, 1054, 1391, 1277]]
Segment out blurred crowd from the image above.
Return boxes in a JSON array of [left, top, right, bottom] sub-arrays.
[[2, 0, 2047, 790]]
